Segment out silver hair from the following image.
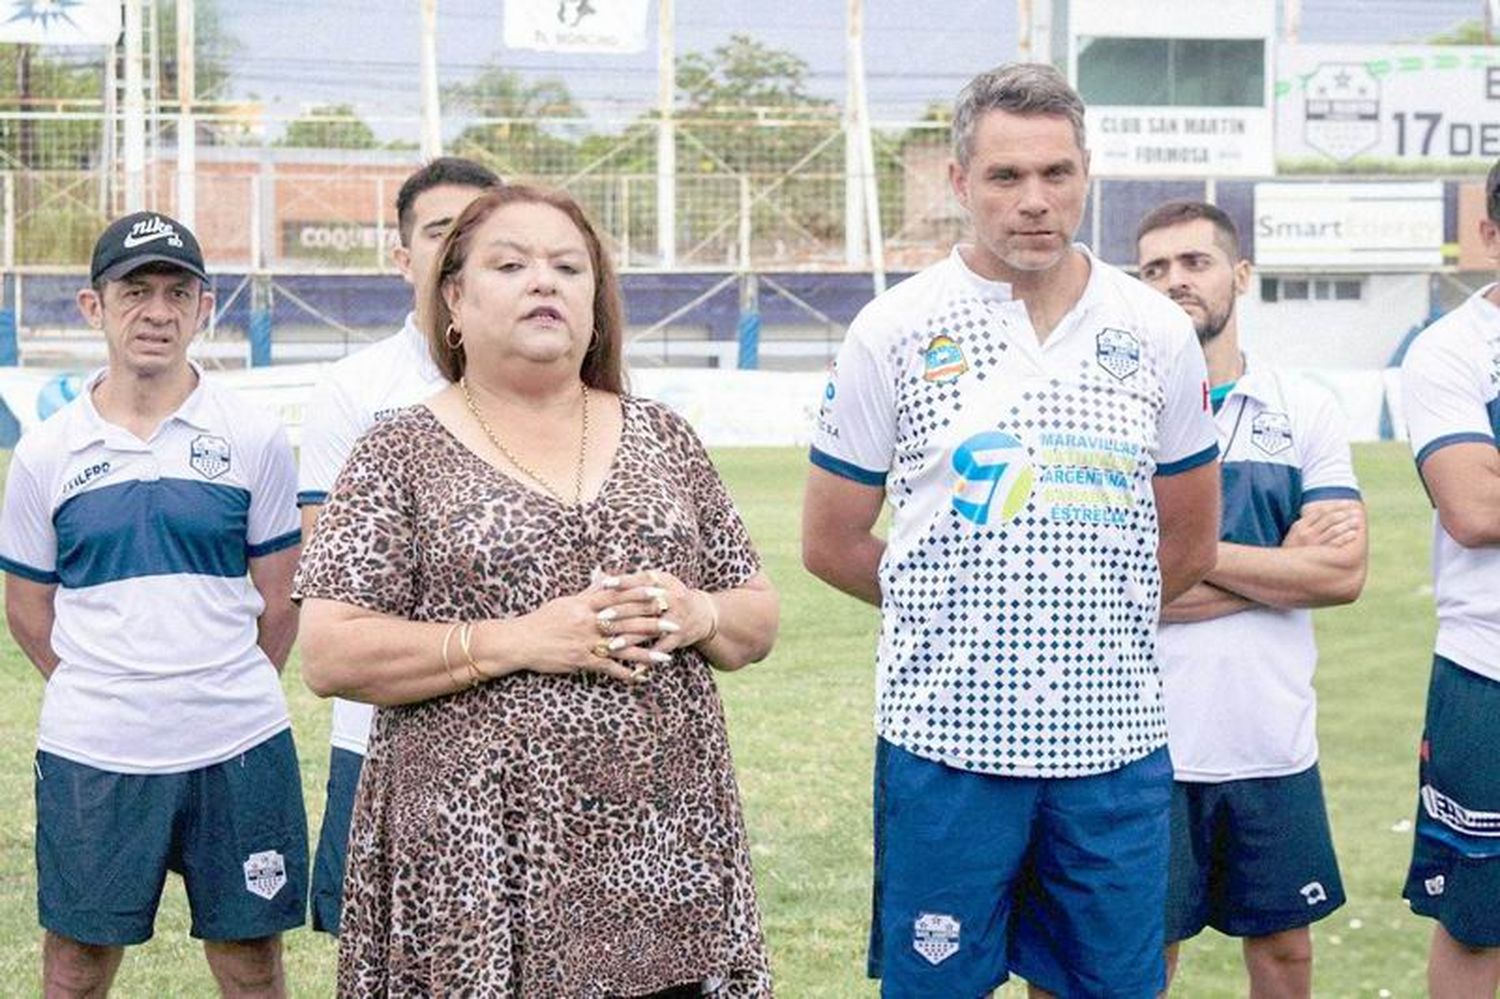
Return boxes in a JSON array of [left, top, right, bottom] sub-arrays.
[[951, 63, 1088, 166]]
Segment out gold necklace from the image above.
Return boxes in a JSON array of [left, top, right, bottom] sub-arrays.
[[460, 376, 590, 506]]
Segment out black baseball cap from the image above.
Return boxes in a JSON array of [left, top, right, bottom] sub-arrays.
[[90, 211, 208, 284]]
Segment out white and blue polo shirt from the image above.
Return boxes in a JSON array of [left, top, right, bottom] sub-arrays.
[[0, 367, 301, 774], [1402, 286, 1500, 682], [811, 246, 1218, 778], [298, 313, 446, 756], [1157, 368, 1360, 783]]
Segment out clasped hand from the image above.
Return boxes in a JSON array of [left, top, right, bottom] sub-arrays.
[[520, 569, 716, 685]]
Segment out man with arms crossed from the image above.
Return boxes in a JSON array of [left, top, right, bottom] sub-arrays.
[[1399, 158, 1500, 998], [297, 156, 499, 936], [1136, 200, 1367, 997], [0, 212, 304, 996], [802, 64, 1220, 997]]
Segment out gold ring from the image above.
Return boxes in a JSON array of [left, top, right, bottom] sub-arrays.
[[654, 595, 669, 615], [599, 619, 615, 637], [590, 642, 610, 658]]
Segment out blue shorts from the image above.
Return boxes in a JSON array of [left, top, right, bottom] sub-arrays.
[[35, 729, 309, 946], [310, 746, 364, 936], [1404, 655, 1500, 947], [1166, 764, 1344, 942], [868, 739, 1172, 998]]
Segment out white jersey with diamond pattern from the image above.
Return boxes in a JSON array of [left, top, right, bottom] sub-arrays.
[[812, 247, 1217, 778]]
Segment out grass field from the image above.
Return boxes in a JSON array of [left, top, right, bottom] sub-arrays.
[[0, 442, 1444, 997]]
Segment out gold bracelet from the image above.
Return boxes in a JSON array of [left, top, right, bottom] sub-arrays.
[[697, 590, 720, 645], [441, 622, 465, 690], [459, 621, 486, 687]]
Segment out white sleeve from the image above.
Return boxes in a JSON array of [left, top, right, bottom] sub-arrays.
[[1298, 385, 1361, 502], [297, 369, 365, 507], [1402, 331, 1493, 470], [0, 451, 59, 582], [809, 311, 896, 487], [1155, 329, 1218, 475], [248, 423, 302, 557]]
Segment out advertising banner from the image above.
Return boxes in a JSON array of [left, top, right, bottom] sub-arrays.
[[1253, 181, 1445, 269], [1276, 45, 1500, 166]]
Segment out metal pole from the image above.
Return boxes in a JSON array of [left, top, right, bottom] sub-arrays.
[[848, 0, 885, 294], [123, 0, 146, 211], [175, 0, 195, 227], [1018, 0, 1033, 59], [420, 0, 442, 159], [102, 42, 116, 216], [843, 0, 866, 268], [656, 0, 676, 267], [1283, 0, 1301, 42]]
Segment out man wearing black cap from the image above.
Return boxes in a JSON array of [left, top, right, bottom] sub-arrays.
[[0, 212, 307, 994], [1399, 161, 1500, 996]]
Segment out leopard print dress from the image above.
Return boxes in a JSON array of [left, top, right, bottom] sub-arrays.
[[296, 396, 772, 997]]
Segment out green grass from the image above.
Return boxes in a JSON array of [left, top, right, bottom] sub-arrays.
[[0, 443, 1445, 995]]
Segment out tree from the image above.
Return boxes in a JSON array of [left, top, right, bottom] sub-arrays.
[[1428, 19, 1489, 44], [276, 103, 379, 149], [444, 65, 582, 180], [677, 33, 826, 114], [157, 0, 237, 104], [670, 34, 842, 261]]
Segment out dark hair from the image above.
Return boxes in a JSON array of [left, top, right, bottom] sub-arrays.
[[953, 63, 1087, 166], [1136, 200, 1243, 261], [1486, 158, 1500, 223], [395, 157, 502, 246], [423, 184, 626, 394]]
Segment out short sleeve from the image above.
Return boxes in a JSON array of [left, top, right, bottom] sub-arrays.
[[294, 422, 418, 617], [0, 453, 59, 583], [1298, 385, 1361, 504], [1155, 332, 1219, 476], [1402, 331, 1494, 470], [247, 424, 302, 558], [677, 417, 762, 593], [298, 368, 364, 507], [809, 313, 896, 487]]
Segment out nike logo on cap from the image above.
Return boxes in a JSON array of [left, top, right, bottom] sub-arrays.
[[122, 228, 183, 249]]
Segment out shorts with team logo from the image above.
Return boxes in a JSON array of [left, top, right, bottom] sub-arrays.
[[35, 728, 308, 946], [1166, 764, 1344, 943], [310, 745, 364, 935], [868, 738, 1172, 998], [1404, 655, 1500, 947]]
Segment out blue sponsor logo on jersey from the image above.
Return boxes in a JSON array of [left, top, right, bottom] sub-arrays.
[[923, 334, 968, 383], [951, 430, 1034, 525]]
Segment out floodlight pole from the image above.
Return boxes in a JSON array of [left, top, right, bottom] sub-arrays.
[[656, 0, 676, 268], [175, 0, 195, 228], [420, 0, 442, 159], [123, 0, 145, 211], [847, 0, 885, 294]]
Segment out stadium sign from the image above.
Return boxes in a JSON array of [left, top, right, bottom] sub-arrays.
[[1277, 45, 1500, 165], [1086, 108, 1274, 178], [1253, 181, 1444, 269]]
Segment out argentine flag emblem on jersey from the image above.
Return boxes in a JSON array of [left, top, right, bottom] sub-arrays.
[[951, 431, 1034, 525]]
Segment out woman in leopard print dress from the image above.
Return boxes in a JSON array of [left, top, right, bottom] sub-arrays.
[[296, 185, 779, 997]]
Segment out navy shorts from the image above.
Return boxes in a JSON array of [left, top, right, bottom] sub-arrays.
[[868, 739, 1172, 998], [1404, 655, 1500, 947], [1166, 764, 1344, 942], [310, 745, 364, 935], [35, 729, 309, 946]]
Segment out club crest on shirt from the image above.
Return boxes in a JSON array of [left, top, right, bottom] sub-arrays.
[[1299, 881, 1328, 906], [922, 334, 968, 383], [1096, 327, 1140, 381], [189, 434, 231, 480], [243, 850, 286, 900], [1250, 412, 1293, 456], [913, 912, 961, 965]]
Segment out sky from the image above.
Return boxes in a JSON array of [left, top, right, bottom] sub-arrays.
[[214, 0, 1485, 127]]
